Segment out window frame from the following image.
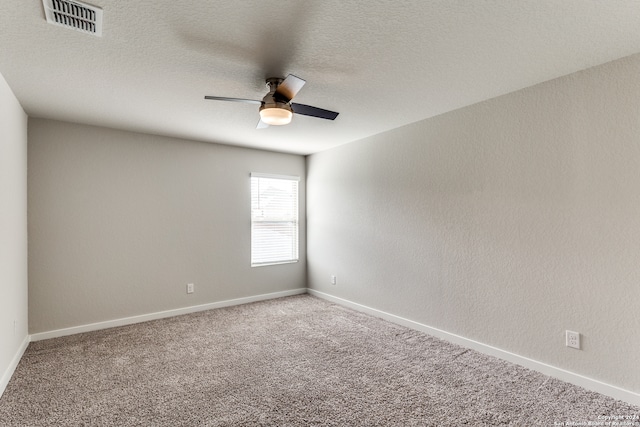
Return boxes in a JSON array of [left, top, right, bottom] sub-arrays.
[[250, 172, 300, 267]]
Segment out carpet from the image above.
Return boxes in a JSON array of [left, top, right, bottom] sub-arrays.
[[0, 295, 637, 426]]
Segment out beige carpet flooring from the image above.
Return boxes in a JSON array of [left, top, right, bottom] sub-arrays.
[[0, 295, 637, 426]]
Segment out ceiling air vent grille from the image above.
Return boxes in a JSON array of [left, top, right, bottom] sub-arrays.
[[42, 0, 103, 36]]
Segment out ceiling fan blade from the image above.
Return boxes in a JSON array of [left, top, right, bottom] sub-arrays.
[[275, 74, 306, 101], [256, 119, 270, 129], [291, 103, 339, 120], [204, 96, 262, 104]]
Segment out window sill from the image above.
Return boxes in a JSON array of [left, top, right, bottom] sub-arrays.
[[251, 260, 299, 268]]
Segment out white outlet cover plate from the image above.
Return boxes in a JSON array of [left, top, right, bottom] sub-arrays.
[[566, 330, 580, 349]]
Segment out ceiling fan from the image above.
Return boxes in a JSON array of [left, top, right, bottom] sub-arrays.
[[204, 74, 339, 128]]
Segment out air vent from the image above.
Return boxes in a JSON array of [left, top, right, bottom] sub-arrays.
[[42, 0, 103, 36]]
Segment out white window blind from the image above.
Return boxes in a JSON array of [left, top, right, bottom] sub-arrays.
[[251, 173, 299, 267]]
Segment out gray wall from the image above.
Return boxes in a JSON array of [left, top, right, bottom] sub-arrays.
[[28, 119, 306, 333], [0, 72, 28, 391], [307, 54, 640, 393]]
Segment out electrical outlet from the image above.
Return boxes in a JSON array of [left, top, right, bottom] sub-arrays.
[[187, 283, 194, 294], [330, 275, 337, 285], [566, 330, 580, 349]]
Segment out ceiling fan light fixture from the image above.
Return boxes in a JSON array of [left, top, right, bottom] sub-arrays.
[[259, 106, 293, 125], [204, 74, 339, 127]]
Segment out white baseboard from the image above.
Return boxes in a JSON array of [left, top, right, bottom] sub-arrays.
[[308, 289, 640, 407], [31, 288, 307, 342], [0, 335, 29, 399]]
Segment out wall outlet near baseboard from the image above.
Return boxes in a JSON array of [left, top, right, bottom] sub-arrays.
[[330, 275, 337, 285], [187, 283, 194, 294], [566, 330, 580, 349]]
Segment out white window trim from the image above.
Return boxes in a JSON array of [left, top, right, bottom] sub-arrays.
[[250, 172, 301, 181], [250, 173, 300, 267]]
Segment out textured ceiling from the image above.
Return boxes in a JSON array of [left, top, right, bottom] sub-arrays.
[[2, 1, 640, 155]]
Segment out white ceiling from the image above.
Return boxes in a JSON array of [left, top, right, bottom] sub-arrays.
[[2, 1, 640, 155]]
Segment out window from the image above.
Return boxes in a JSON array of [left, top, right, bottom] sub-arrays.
[[250, 173, 299, 267]]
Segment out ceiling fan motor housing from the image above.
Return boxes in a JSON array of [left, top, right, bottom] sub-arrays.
[[262, 78, 292, 109], [259, 78, 293, 125], [260, 94, 293, 112]]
